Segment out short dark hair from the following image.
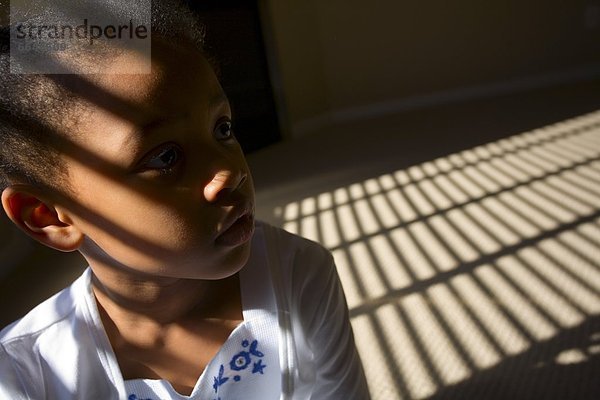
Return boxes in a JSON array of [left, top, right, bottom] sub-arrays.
[[0, 0, 205, 192]]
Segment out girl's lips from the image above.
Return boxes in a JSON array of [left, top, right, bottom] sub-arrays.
[[215, 212, 255, 247]]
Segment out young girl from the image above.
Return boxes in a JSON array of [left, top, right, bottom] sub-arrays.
[[0, 1, 369, 399]]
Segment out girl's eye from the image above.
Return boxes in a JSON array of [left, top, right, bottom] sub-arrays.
[[142, 144, 183, 173], [214, 120, 234, 141]]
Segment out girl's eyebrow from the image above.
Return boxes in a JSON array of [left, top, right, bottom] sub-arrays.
[[210, 90, 230, 108], [133, 115, 182, 137], [131, 90, 230, 138]]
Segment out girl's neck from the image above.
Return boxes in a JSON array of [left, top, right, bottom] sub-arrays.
[[90, 269, 243, 327]]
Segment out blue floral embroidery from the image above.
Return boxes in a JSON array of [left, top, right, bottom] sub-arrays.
[[212, 338, 267, 397], [128, 395, 154, 400], [248, 340, 264, 358], [213, 364, 230, 392], [230, 351, 251, 371], [252, 359, 266, 374]]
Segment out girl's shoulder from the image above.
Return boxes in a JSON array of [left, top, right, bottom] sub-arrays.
[[256, 220, 333, 266]]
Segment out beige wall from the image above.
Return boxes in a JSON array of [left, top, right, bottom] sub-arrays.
[[261, 0, 600, 138]]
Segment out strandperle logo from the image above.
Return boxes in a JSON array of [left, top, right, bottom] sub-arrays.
[[14, 19, 149, 47], [9, 0, 151, 74]]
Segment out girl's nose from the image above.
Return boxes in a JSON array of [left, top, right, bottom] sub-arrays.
[[203, 169, 247, 203]]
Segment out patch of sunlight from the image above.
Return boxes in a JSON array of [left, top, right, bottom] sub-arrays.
[[349, 182, 365, 200], [452, 272, 530, 355], [333, 187, 350, 204], [378, 174, 397, 190], [475, 262, 558, 341], [490, 157, 530, 184], [390, 227, 436, 280], [401, 292, 471, 385], [463, 202, 520, 246], [377, 304, 436, 400], [555, 349, 588, 365], [298, 214, 317, 242], [317, 191, 333, 210], [463, 166, 501, 194], [433, 157, 453, 173], [535, 180, 593, 216], [353, 198, 381, 235], [515, 185, 576, 224], [283, 220, 298, 235], [542, 235, 600, 292], [564, 168, 600, 197], [364, 178, 382, 195], [477, 160, 518, 188], [422, 161, 439, 177], [588, 344, 600, 355], [408, 165, 427, 181], [519, 245, 600, 314], [448, 169, 485, 199], [409, 221, 457, 272], [386, 188, 418, 222], [283, 201, 299, 220], [418, 178, 453, 210], [573, 221, 600, 247], [498, 190, 558, 231], [428, 283, 502, 369], [432, 174, 469, 204], [447, 208, 501, 254], [331, 249, 362, 309], [368, 234, 413, 290], [348, 242, 387, 300], [300, 197, 317, 216], [428, 214, 479, 262], [481, 196, 541, 238], [269, 109, 600, 400], [336, 203, 361, 242], [404, 183, 436, 215], [394, 170, 411, 186], [370, 193, 400, 229], [351, 313, 404, 400], [496, 255, 584, 328], [318, 209, 341, 248]]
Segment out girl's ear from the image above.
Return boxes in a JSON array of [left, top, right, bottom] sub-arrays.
[[1, 185, 84, 252]]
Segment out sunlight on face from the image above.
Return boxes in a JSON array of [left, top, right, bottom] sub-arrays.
[[59, 39, 255, 280]]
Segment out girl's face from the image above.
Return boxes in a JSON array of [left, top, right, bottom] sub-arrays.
[[60, 39, 255, 281]]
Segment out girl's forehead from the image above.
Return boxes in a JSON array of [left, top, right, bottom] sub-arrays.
[[74, 40, 219, 125], [98, 42, 208, 99]]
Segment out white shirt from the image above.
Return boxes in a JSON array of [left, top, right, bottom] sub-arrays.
[[0, 222, 370, 399]]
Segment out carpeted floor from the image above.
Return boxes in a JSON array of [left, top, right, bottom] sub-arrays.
[[250, 105, 600, 399], [275, 112, 600, 399]]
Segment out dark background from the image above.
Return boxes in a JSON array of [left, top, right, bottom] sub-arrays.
[[186, 0, 281, 154]]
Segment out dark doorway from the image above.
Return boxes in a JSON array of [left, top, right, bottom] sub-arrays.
[[185, 0, 281, 153]]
